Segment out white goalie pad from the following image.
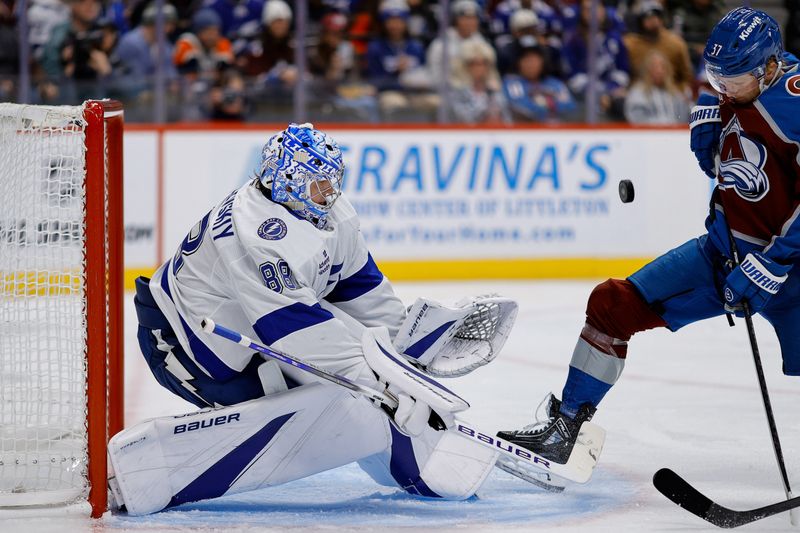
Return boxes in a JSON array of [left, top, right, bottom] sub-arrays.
[[359, 422, 498, 500], [363, 327, 470, 414], [393, 295, 519, 377], [108, 383, 389, 515]]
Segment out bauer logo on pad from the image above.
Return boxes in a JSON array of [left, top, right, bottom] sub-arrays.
[[258, 218, 288, 240]]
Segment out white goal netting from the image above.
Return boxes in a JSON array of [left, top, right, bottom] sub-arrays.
[[0, 103, 90, 506]]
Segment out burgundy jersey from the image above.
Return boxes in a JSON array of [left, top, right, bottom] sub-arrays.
[[711, 65, 800, 264]]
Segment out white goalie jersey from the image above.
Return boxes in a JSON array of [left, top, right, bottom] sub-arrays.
[[149, 179, 406, 387]]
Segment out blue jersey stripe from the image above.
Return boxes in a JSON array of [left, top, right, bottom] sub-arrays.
[[178, 315, 238, 381], [388, 425, 441, 498], [254, 302, 335, 345], [324, 254, 384, 303], [158, 260, 237, 381], [167, 412, 295, 508], [160, 260, 173, 300]]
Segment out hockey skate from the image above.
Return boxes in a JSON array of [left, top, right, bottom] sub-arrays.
[[497, 394, 602, 471]]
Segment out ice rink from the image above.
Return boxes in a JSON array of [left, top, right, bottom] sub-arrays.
[[7, 280, 800, 532]]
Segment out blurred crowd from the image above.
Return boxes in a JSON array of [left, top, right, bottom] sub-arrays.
[[0, 0, 798, 123]]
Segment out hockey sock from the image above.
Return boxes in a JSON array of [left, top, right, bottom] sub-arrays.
[[560, 365, 611, 417]]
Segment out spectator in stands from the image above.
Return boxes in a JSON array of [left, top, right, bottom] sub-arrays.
[[174, 8, 233, 78], [624, 49, 689, 124], [426, 0, 490, 87], [366, 0, 436, 117], [623, 0, 692, 93], [495, 8, 539, 74], [347, 0, 380, 59], [0, 0, 18, 100], [491, 0, 564, 46], [209, 67, 248, 120], [406, 0, 438, 46], [237, 0, 297, 91], [671, 0, 724, 70], [114, 3, 178, 98], [39, 0, 116, 103], [28, 0, 70, 60], [503, 35, 575, 122], [173, 8, 233, 119], [562, 0, 630, 120], [309, 12, 355, 84], [205, 0, 264, 41], [310, 11, 378, 122], [785, 0, 800, 58], [495, 8, 563, 77], [449, 38, 511, 124]]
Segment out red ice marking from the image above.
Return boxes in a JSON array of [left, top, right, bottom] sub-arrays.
[[787, 75, 800, 97]]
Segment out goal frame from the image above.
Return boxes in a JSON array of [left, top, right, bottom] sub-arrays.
[[0, 100, 125, 517], [84, 100, 125, 518]]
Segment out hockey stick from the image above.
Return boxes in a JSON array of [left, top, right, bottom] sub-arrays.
[[718, 193, 796, 523], [201, 318, 604, 486], [653, 468, 800, 528], [654, 186, 797, 524]]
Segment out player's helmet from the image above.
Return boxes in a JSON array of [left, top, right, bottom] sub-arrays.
[[259, 123, 344, 229], [703, 7, 783, 97]]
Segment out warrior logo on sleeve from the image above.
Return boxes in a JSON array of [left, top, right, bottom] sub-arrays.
[[719, 117, 770, 202]]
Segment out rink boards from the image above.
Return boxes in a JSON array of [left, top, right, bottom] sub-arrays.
[[121, 125, 711, 285]]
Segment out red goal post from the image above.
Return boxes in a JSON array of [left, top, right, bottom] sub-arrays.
[[0, 100, 124, 518]]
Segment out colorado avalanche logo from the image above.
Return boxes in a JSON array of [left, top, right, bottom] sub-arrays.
[[257, 218, 288, 240], [719, 118, 769, 202], [786, 74, 800, 97]]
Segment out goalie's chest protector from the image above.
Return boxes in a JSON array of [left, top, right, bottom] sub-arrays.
[[152, 182, 369, 378], [219, 182, 364, 300]]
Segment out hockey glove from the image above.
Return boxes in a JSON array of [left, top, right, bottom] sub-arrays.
[[689, 93, 721, 179], [723, 252, 791, 314]]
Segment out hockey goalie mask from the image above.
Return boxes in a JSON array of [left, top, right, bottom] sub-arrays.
[[259, 123, 344, 229]]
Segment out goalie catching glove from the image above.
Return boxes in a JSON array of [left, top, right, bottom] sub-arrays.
[[393, 295, 518, 377]]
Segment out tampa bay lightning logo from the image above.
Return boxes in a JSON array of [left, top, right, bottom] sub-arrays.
[[718, 119, 769, 202], [257, 218, 287, 240]]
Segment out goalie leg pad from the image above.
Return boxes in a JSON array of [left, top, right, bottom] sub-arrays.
[[108, 383, 389, 515], [358, 421, 498, 500]]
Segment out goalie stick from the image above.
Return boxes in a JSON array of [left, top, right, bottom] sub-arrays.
[[200, 318, 604, 488], [653, 468, 800, 528]]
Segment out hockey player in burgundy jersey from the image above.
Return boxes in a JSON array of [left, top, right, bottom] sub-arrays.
[[498, 7, 800, 464]]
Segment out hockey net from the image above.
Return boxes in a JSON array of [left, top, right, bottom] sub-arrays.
[[0, 101, 124, 517]]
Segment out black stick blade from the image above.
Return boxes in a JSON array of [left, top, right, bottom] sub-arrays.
[[654, 468, 714, 517], [653, 468, 788, 528]]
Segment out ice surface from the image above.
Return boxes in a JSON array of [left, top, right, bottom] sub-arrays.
[[3, 280, 799, 532]]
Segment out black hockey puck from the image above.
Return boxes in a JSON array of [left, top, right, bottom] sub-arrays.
[[618, 179, 635, 203]]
